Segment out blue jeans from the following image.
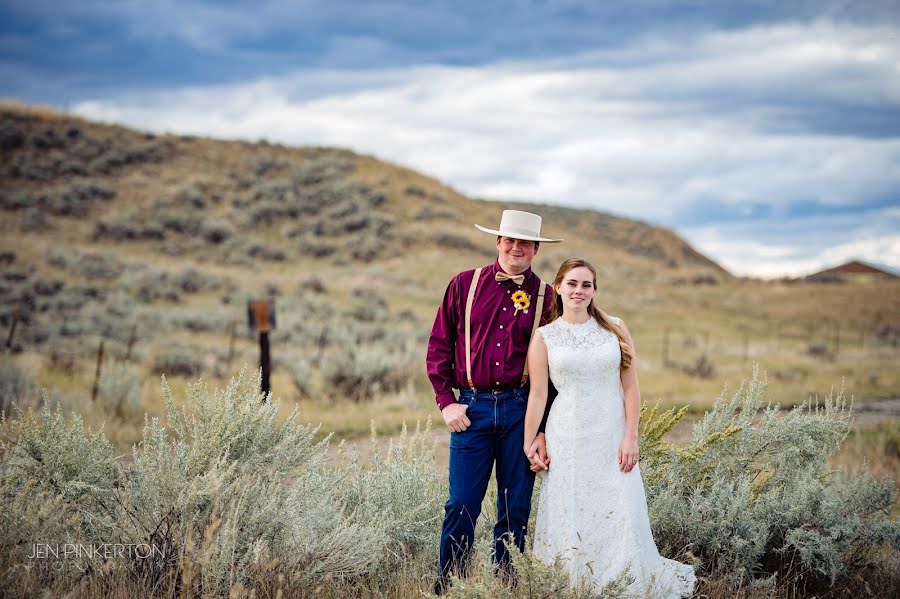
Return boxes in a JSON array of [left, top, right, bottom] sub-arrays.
[[438, 386, 535, 579]]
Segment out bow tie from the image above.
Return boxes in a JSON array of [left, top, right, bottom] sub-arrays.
[[495, 272, 525, 285]]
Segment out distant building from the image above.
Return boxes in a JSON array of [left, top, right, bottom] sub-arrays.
[[806, 260, 899, 283]]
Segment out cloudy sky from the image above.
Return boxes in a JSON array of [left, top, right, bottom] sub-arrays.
[[2, 1, 899, 277]]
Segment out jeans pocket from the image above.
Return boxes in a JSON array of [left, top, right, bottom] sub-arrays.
[[457, 394, 475, 406]]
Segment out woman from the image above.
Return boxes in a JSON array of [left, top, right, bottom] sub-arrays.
[[523, 258, 695, 598]]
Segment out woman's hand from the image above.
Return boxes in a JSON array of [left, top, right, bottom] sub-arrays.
[[524, 433, 550, 472], [618, 437, 639, 473]]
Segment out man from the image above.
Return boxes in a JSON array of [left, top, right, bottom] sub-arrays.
[[426, 209, 561, 593]]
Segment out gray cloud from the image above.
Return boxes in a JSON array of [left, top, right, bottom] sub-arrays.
[[683, 207, 900, 277], [37, 16, 898, 277]]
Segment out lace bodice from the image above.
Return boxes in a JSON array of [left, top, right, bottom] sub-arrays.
[[539, 317, 624, 441], [540, 316, 621, 387]]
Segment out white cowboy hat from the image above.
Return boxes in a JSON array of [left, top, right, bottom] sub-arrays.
[[474, 210, 562, 243]]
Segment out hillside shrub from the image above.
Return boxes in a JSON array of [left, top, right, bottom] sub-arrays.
[[93, 213, 167, 241], [0, 180, 115, 216], [51, 285, 98, 313], [214, 238, 255, 267], [344, 290, 388, 322], [248, 156, 287, 177], [1, 269, 29, 283], [0, 124, 25, 150], [21, 206, 53, 232], [121, 270, 181, 304], [58, 315, 91, 337], [0, 367, 443, 596], [246, 198, 299, 226], [0, 117, 150, 180], [682, 353, 716, 378], [116, 267, 221, 304], [414, 205, 460, 221], [151, 344, 204, 377], [433, 232, 481, 252], [297, 231, 337, 258], [46, 248, 125, 280], [639, 367, 899, 593], [348, 232, 384, 263], [47, 346, 79, 375], [317, 325, 416, 402], [170, 312, 226, 333], [0, 355, 35, 414], [0, 365, 895, 597], [246, 243, 287, 261], [171, 267, 223, 294], [172, 185, 206, 209], [201, 219, 233, 244], [321, 345, 399, 402], [89, 139, 172, 174], [32, 278, 64, 297], [291, 151, 355, 185], [290, 359, 315, 398], [96, 362, 142, 419], [0, 405, 118, 588]]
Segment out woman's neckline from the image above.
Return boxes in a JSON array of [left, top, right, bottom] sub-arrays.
[[559, 315, 593, 326]]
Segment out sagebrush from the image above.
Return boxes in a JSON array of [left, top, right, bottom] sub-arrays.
[[0, 366, 897, 598]]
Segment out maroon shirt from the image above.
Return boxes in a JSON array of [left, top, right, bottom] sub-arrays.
[[427, 260, 555, 410]]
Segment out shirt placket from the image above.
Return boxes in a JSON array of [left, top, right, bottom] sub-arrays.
[[494, 276, 524, 388]]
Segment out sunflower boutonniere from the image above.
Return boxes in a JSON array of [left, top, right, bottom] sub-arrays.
[[511, 290, 531, 315]]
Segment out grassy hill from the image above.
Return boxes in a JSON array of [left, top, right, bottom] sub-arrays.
[[1, 100, 898, 447]]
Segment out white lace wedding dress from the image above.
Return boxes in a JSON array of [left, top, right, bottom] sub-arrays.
[[533, 317, 696, 598]]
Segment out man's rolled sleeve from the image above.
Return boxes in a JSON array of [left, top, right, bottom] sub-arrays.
[[426, 275, 461, 411]]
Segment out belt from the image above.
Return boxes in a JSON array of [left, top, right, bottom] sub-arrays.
[[459, 385, 529, 399]]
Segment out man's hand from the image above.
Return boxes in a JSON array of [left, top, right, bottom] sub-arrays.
[[526, 432, 551, 471], [441, 402, 471, 432]]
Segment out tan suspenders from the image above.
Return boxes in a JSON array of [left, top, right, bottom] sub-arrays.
[[464, 267, 483, 389], [464, 268, 547, 389], [521, 279, 547, 384]]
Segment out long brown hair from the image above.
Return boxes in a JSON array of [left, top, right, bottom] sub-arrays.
[[549, 258, 633, 369]]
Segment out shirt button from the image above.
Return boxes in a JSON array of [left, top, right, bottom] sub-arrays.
[[496, 343, 501, 347], [507, 290, 511, 294], [496, 382, 500, 385], [503, 307, 507, 311], [500, 325, 504, 329], [495, 362, 499, 366]]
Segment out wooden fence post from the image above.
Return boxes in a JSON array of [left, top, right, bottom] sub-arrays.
[[314, 325, 328, 367], [91, 341, 105, 402], [5, 304, 20, 350], [260, 331, 271, 402], [248, 299, 275, 402], [125, 322, 138, 361], [226, 318, 237, 370]]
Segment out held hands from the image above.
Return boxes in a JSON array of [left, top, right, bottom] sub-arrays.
[[524, 432, 551, 472], [618, 436, 639, 473], [441, 402, 471, 432]]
